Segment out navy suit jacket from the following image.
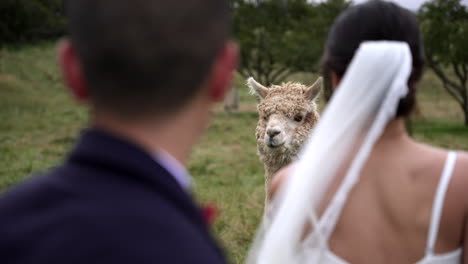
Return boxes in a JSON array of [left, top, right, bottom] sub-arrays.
[[0, 129, 226, 264]]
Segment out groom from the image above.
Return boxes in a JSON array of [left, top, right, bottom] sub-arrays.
[[0, 0, 237, 263]]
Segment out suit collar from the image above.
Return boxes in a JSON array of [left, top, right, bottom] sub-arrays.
[[153, 149, 192, 191], [67, 128, 206, 228]]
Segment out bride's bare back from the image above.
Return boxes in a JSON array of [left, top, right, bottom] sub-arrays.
[[271, 120, 468, 263]]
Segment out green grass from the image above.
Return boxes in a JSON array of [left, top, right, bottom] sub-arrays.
[[0, 42, 87, 190], [1, 42, 467, 263], [190, 110, 264, 263]]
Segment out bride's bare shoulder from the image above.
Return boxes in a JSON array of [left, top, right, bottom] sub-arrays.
[[412, 140, 465, 161], [454, 150, 468, 172], [447, 150, 468, 211], [412, 142, 468, 205], [268, 164, 296, 201], [450, 149, 468, 184], [407, 141, 466, 179]]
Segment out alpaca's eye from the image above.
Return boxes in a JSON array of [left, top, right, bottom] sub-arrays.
[[263, 115, 268, 121], [294, 115, 303, 122]]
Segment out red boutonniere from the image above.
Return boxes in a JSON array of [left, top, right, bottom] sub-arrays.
[[201, 204, 218, 226]]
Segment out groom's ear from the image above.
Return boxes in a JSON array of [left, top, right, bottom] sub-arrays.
[[57, 39, 90, 103]]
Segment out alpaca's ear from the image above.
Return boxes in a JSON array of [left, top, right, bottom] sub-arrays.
[[305, 77, 323, 101], [247, 77, 268, 100]]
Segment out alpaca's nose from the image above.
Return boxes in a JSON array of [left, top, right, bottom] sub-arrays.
[[267, 129, 281, 138]]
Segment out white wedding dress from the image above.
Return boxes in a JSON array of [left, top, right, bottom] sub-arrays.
[[246, 41, 462, 264]]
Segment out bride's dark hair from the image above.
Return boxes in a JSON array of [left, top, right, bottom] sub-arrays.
[[322, 0, 425, 117]]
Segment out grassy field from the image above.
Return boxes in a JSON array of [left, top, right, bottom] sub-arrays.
[[1, 42, 467, 263]]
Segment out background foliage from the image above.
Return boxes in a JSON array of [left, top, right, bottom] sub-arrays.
[[0, 0, 66, 45], [232, 0, 349, 85], [419, 0, 468, 125]]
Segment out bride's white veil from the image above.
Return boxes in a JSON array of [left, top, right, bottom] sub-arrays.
[[247, 41, 413, 264]]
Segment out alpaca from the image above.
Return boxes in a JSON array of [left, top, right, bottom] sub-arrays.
[[248, 77, 322, 199]]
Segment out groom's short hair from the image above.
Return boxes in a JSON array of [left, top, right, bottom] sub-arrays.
[[65, 0, 231, 119]]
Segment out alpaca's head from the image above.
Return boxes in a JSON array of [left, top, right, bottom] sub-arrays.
[[248, 77, 322, 170]]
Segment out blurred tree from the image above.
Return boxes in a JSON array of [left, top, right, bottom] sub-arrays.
[[314, 0, 350, 101], [0, 0, 66, 45], [232, 0, 349, 86], [419, 0, 468, 125]]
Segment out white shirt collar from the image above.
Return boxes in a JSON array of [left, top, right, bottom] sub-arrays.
[[153, 149, 191, 191]]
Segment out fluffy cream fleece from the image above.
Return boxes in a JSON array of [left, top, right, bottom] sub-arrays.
[[248, 77, 322, 200]]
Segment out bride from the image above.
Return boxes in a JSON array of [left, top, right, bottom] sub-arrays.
[[248, 1, 468, 263]]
